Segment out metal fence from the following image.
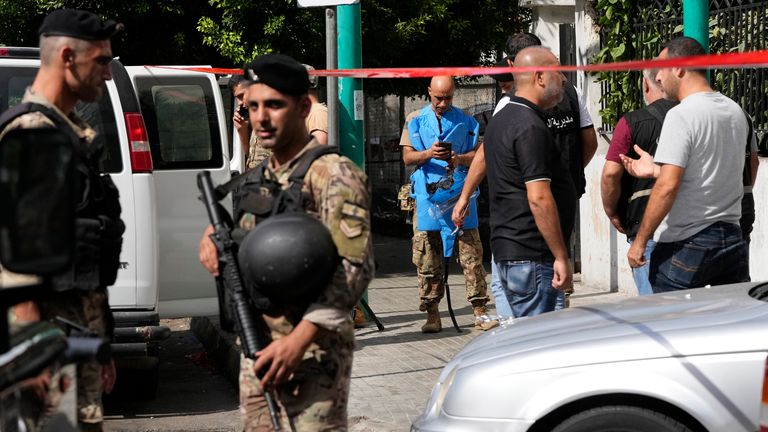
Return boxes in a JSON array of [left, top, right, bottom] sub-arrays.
[[600, 0, 768, 153], [364, 79, 498, 221]]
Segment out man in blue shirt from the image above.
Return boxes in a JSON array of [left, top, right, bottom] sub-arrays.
[[400, 76, 489, 333]]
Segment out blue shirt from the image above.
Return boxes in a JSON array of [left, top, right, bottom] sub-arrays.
[[407, 105, 480, 233]]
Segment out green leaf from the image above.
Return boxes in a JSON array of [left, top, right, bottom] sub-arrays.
[[610, 43, 626, 59]]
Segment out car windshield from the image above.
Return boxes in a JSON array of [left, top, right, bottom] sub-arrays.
[[0, 66, 122, 173]]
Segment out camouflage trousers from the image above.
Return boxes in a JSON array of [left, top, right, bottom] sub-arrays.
[[412, 225, 488, 309], [239, 330, 354, 431], [38, 290, 110, 429]]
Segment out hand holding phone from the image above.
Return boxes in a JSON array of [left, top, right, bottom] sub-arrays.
[[434, 142, 452, 160], [238, 105, 249, 119]]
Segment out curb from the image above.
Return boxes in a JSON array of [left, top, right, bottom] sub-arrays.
[[190, 316, 240, 385]]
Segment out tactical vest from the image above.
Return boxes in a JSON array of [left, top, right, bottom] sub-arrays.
[[0, 102, 125, 291], [619, 99, 677, 238], [546, 85, 585, 197], [218, 144, 340, 225]]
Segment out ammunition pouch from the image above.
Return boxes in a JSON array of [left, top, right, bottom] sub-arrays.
[[398, 183, 414, 212], [50, 216, 124, 291]]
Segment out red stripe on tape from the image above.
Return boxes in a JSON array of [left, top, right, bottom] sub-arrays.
[[148, 49, 768, 78]]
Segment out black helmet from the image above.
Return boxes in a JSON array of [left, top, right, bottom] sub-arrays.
[[238, 212, 337, 306]]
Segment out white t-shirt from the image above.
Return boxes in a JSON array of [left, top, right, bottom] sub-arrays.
[[493, 86, 593, 129], [653, 91, 747, 242]]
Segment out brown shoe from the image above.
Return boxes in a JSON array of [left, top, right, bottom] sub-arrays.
[[472, 305, 489, 330], [480, 318, 500, 331], [353, 304, 367, 328], [421, 304, 442, 333]]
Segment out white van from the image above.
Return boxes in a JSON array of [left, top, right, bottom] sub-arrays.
[[0, 49, 233, 397]]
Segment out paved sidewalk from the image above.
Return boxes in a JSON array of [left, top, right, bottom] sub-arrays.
[[193, 233, 632, 432]]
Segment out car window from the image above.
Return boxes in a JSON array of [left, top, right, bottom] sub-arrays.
[[75, 96, 122, 173], [217, 81, 234, 161], [135, 77, 223, 170], [0, 66, 122, 173]]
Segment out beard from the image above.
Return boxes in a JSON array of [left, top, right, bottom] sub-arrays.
[[541, 84, 564, 109]]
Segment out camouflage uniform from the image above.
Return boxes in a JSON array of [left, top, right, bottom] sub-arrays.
[[237, 139, 374, 431], [411, 211, 488, 310], [399, 111, 489, 312], [0, 89, 116, 431], [246, 131, 272, 170]]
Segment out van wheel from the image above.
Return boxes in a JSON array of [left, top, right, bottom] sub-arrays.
[[552, 406, 692, 432]]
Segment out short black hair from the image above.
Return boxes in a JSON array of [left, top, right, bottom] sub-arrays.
[[662, 36, 707, 76], [228, 74, 245, 95], [505, 32, 542, 60]]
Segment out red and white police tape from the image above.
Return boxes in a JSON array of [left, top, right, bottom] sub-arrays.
[[150, 49, 768, 78]]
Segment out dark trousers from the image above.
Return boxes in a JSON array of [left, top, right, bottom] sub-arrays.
[[650, 222, 749, 293]]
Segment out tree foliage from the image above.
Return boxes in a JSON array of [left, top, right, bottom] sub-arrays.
[[198, 0, 531, 97], [0, 0, 227, 66], [0, 0, 530, 97]]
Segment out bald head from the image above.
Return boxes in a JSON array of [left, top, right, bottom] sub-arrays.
[[511, 47, 565, 110], [511, 47, 559, 87], [428, 75, 455, 115]]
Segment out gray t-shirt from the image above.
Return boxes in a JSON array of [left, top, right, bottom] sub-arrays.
[[654, 91, 747, 242]]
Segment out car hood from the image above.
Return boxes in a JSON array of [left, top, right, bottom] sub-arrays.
[[454, 282, 768, 373]]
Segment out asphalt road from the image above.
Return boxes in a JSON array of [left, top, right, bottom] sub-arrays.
[[103, 318, 240, 432]]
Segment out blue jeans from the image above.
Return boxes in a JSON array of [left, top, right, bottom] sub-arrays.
[[650, 222, 749, 293], [629, 237, 656, 296], [495, 260, 558, 317], [490, 256, 513, 317]]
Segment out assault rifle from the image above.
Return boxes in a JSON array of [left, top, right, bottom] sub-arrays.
[[197, 171, 282, 431]]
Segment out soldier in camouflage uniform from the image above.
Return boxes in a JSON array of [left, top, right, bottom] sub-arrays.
[[199, 54, 373, 431], [0, 9, 124, 432], [400, 76, 489, 333]]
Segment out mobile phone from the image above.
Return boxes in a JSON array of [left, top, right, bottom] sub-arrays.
[[436, 142, 452, 152], [238, 105, 248, 119]]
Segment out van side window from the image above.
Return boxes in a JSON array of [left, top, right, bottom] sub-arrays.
[[75, 96, 122, 174], [136, 78, 223, 169]]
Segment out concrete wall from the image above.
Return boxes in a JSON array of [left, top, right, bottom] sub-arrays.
[[523, 0, 576, 58], [569, 0, 768, 294]]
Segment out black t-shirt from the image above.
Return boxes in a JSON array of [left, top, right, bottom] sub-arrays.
[[484, 96, 576, 261]]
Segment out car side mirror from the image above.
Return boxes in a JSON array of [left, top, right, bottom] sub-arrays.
[[0, 128, 75, 275]]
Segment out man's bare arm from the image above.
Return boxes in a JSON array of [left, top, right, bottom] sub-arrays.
[[527, 180, 572, 289], [453, 149, 476, 167], [527, 181, 569, 261], [633, 164, 684, 245], [451, 144, 486, 226], [402, 145, 438, 166], [600, 161, 626, 233], [580, 127, 598, 168], [749, 152, 759, 186]]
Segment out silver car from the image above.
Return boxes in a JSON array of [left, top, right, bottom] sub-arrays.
[[412, 282, 768, 432]]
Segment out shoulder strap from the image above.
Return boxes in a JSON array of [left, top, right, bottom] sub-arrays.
[[287, 145, 340, 183], [271, 145, 340, 216], [645, 103, 666, 126]]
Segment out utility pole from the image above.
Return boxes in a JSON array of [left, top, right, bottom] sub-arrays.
[[683, 0, 710, 81], [325, 7, 339, 147], [337, 3, 365, 168]]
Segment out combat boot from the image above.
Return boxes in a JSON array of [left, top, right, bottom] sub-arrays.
[[421, 304, 442, 333]]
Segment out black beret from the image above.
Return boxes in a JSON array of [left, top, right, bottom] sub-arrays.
[[243, 54, 310, 96], [490, 58, 513, 83], [39, 9, 124, 41]]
